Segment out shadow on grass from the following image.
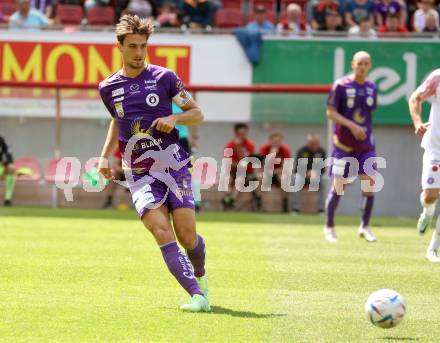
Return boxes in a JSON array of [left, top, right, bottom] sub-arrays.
[[379, 337, 419, 341], [209, 305, 286, 318], [0, 207, 416, 228]]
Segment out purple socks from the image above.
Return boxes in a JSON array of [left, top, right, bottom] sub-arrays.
[[325, 189, 341, 227], [160, 241, 203, 296], [361, 195, 374, 228], [186, 234, 206, 278]]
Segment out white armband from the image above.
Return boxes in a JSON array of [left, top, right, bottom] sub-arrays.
[[172, 89, 193, 107]]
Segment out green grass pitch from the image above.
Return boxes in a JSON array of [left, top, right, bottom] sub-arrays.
[[1, 208, 440, 342]]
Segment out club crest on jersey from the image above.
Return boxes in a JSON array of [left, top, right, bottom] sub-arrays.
[[112, 88, 124, 97], [366, 96, 374, 107], [347, 98, 354, 108], [115, 102, 124, 118], [146, 93, 159, 107]]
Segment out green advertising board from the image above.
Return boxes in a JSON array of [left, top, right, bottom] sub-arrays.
[[252, 39, 439, 124]]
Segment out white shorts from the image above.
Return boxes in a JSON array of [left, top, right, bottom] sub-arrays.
[[422, 150, 440, 189]]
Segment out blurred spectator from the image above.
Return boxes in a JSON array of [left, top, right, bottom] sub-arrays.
[[0, 136, 16, 207], [375, 0, 402, 27], [259, 132, 291, 212], [157, 1, 181, 27], [31, 0, 53, 18], [322, 8, 345, 31], [84, 0, 112, 13], [118, 0, 157, 19], [54, 0, 82, 5], [9, 0, 49, 30], [348, 15, 377, 37], [0, 11, 5, 23], [246, 5, 274, 34], [414, 0, 438, 32], [345, 0, 375, 27], [222, 123, 257, 210], [311, 0, 342, 31], [276, 3, 306, 36], [423, 8, 439, 31], [182, 0, 213, 29], [378, 12, 408, 35], [293, 134, 327, 213]]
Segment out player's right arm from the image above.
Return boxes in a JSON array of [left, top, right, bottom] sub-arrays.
[[409, 72, 438, 138], [326, 81, 367, 141], [98, 118, 119, 180]]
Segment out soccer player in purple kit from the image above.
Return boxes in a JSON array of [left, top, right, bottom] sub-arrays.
[[97, 15, 210, 312], [324, 51, 378, 243]]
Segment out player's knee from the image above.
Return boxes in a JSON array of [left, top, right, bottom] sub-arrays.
[[362, 192, 374, 197], [148, 224, 173, 243], [176, 230, 197, 250], [424, 191, 439, 204]]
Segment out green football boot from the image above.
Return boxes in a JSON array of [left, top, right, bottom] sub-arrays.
[[180, 294, 211, 312], [197, 275, 209, 301]]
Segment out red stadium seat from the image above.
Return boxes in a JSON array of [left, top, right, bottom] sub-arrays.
[[0, 3, 18, 16], [222, 0, 243, 10], [14, 157, 42, 182], [251, 0, 277, 12], [57, 4, 84, 25], [215, 9, 244, 28], [87, 6, 115, 25], [45, 158, 80, 184], [247, 10, 276, 24]]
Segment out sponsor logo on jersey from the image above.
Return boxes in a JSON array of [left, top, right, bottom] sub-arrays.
[[112, 88, 124, 97], [428, 177, 435, 185], [347, 98, 354, 108], [353, 109, 365, 124], [115, 102, 124, 118], [114, 96, 124, 102], [146, 93, 159, 107], [346, 88, 356, 97], [144, 79, 157, 91], [366, 96, 374, 107], [366, 87, 374, 96]]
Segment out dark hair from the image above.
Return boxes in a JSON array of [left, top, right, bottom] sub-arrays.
[[116, 14, 155, 45], [234, 123, 248, 132]]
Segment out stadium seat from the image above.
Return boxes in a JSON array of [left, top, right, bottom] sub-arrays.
[[251, 0, 277, 12], [215, 9, 244, 28], [57, 4, 84, 25], [13, 157, 42, 181], [45, 158, 80, 184], [0, 3, 18, 16], [222, 0, 243, 10], [87, 6, 115, 25]]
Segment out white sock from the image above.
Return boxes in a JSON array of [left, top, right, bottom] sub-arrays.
[[428, 216, 440, 252], [420, 192, 437, 217]]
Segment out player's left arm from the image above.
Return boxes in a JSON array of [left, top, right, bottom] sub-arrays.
[[409, 73, 438, 138]]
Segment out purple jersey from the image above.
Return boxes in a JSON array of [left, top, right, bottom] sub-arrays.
[[375, 0, 400, 22], [327, 75, 378, 153], [99, 64, 189, 172]]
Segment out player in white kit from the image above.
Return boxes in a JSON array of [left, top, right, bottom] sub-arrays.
[[409, 69, 440, 262]]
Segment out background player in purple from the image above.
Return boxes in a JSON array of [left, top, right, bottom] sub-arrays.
[[324, 51, 378, 243], [97, 14, 209, 312]]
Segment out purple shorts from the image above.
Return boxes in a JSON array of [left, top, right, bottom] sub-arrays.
[[128, 167, 195, 218], [330, 147, 377, 178]]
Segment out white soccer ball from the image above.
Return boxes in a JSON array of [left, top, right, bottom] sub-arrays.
[[365, 289, 406, 329]]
